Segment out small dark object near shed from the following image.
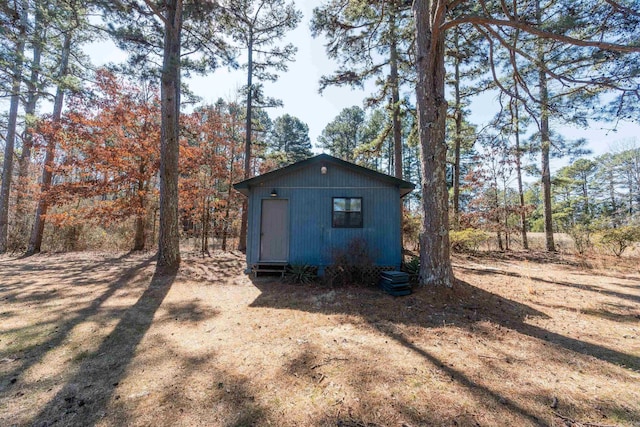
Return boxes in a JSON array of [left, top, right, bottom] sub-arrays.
[[379, 271, 412, 296], [233, 154, 415, 275]]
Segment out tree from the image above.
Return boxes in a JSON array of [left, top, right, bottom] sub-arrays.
[[268, 114, 312, 167], [39, 70, 161, 251], [318, 106, 365, 162], [104, 0, 232, 270], [553, 158, 597, 228], [14, 0, 49, 251], [411, 0, 640, 286], [311, 0, 414, 179], [0, 0, 28, 253], [219, 0, 301, 252], [26, 4, 78, 255]]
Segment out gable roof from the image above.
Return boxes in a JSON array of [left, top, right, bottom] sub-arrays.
[[233, 153, 415, 197]]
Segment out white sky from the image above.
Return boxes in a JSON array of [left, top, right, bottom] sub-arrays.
[[84, 0, 639, 162]]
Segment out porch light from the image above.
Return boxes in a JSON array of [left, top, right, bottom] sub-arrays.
[[321, 165, 327, 174], [270, 189, 278, 197]]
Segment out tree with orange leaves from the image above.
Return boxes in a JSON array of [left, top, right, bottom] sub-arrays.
[[38, 69, 161, 251], [181, 100, 244, 254]]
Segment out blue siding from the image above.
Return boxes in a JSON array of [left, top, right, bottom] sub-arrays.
[[246, 162, 402, 270]]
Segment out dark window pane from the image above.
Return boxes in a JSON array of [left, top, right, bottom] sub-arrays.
[[332, 197, 362, 228], [348, 212, 362, 227]]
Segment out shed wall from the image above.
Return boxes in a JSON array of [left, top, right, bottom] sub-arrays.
[[246, 162, 402, 270]]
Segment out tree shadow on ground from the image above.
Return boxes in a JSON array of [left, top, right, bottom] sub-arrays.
[[457, 264, 640, 305], [0, 255, 156, 392], [25, 267, 177, 426], [249, 275, 640, 372], [249, 275, 640, 425]]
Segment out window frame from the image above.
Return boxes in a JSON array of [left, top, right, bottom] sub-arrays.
[[332, 197, 363, 228]]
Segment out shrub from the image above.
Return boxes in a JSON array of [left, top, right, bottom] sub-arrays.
[[566, 224, 593, 255], [401, 256, 420, 283], [597, 226, 640, 257], [449, 228, 490, 252], [284, 264, 317, 285], [327, 237, 378, 286]]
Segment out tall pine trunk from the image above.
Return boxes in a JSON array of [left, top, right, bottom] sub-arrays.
[[512, 90, 529, 250], [413, 0, 454, 287], [222, 131, 237, 252], [389, 1, 402, 180], [15, 5, 44, 251], [26, 32, 72, 256], [0, 0, 27, 254], [452, 29, 463, 230], [156, 0, 183, 270], [238, 36, 254, 252], [536, 0, 555, 252]]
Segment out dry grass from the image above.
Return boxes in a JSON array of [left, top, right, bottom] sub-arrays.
[[0, 249, 639, 426]]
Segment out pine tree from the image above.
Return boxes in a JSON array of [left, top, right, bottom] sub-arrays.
[[318, 106, 365, 162], [0, 0, 28, 253], [412, 0, 640, 286], [268, 114, 312, 167], [219, 0, 301, 252], [312, 0, 414, 179]]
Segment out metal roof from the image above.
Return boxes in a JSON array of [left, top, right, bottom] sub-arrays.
[[233, 153, 416, 197]]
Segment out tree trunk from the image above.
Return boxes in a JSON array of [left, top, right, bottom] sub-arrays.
[[133, 178, 146, 251], [512, 95, 529, 250], [536, 0, 555, 252], [222, 133, 237, 252], [26, 32, 72, 256], [452, 29, 462, 231], [238, 36, 254, 253], [413, 0, 454, 287], [389, 1, 402, 180], [156, 0, 183, 270], [0, 0, 27, 254], [14, 2, 44, 251]]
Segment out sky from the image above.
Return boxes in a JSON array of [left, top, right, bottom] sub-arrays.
[[85, 1, 639, 162]]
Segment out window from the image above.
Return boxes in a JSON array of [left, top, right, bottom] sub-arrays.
[[332, 197, 362, 228]]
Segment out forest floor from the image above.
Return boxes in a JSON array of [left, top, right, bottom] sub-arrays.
[[0, 249, 639, 427]]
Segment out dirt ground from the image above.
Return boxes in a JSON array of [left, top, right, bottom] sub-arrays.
[[0, 249, 639, 427]]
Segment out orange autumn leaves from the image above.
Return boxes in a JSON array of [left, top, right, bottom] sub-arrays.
[[34, 70, 244, 249]]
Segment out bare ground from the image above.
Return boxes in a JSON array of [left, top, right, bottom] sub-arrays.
[[0, 250, 638, 427]]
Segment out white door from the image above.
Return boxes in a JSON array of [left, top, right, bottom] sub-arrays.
[[260, 199, 289, 261]]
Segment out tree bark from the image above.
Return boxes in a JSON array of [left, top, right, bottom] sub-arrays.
[[0, 0, 27, 254], [15, 4, 44, 251], [512, 90, 529, 250], [389, 0, 402, 180], [238, 35, 254, 252], [156, 0, 183, 270], [536, 0, 555, 252], [133, 173, 147, 251], [26, 32, 72, 256], [222, 126, 237, 252], [452, 29, 462, 230], [413, 0, 454, 287]]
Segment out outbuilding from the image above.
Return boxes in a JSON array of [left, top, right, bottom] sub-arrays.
[[233, 153, 415, 275]]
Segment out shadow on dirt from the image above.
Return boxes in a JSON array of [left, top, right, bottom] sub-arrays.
[[27, 266, 177, 426], [250, 275, 640, 372]]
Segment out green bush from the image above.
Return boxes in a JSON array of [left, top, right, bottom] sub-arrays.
[[285, 264, 318, 285], [566, 224, 593, 255], [449, 228, 490, 252], [401, 256, 420, 283], [597, 226, 640, 257]]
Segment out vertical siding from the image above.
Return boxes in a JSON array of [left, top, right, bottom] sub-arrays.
[[246, 162, 402, 269]]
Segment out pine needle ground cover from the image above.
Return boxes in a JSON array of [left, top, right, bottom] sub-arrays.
[[0, 250, 638, 426]]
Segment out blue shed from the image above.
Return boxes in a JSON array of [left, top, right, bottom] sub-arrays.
[[233, 154, 415, 274]]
